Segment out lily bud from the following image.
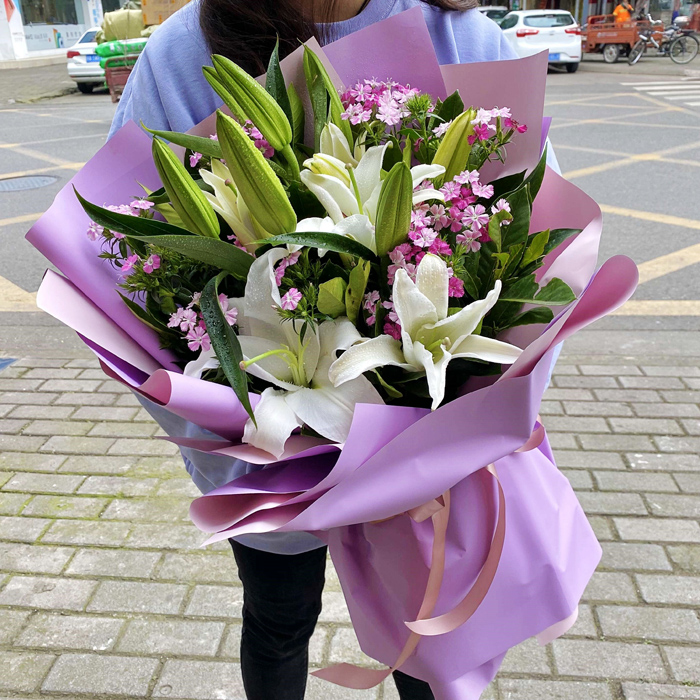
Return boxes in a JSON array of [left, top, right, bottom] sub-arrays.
[[209, 54, 292, 153], [432, 108, 477, 183], [320, 123, 358, 167], [216, 111, 296, 236], [302, 153, 351, 186], [151, 138, 220, 239], [374, 162, 413, 257]]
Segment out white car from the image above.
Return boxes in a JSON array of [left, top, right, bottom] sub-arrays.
[[500, 10, 582, 72], [477, 5, 510, 25], [67, 28, 104, 94]]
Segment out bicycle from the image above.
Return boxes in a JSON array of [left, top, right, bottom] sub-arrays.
[[628, 14, 699, 64]]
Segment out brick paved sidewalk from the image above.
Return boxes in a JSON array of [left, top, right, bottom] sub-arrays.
[[1, 354, 699, 700]]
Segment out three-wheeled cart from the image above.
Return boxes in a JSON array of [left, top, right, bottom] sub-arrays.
[[582, 15, 662, 63], [104, 54, 141, 103]]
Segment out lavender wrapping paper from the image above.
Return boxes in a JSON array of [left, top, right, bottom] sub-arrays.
[[24, 12, 641, 697]]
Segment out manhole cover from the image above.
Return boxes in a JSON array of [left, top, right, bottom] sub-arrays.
[[0, 175, 58, 192]]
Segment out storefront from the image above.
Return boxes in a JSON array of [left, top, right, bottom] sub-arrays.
[[1, 0, 105, 59]]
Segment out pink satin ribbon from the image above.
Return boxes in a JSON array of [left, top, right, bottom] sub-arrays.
[[314, 420, 547, 689]]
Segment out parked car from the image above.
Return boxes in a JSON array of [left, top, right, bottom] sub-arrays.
[[477, 5, 510, 25], [66, 28, 104, 94], [500, 10, 582, 72]]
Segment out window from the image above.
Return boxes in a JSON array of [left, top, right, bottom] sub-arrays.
[[18, 0, 80, 24], [523, 13, 575, 26], [80, 29, 97, 42], [500, 14, 520, 29]]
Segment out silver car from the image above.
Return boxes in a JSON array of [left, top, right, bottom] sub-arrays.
[[66, 28, 104, 94]]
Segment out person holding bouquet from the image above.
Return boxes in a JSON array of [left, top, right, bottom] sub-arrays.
[[106, 2, 533, 699]]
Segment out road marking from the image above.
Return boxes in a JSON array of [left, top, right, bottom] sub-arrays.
[[0, 213, 43, 227], [6, 145, 77, 168], [0, 276, 38, 313], [0, 133, 105, 149], [686, 102, 700, 107], [609, 120, 700, 130], [563, 138, 700, 179], [632, 83, 700, 92], [621, 79, 697, 85], [612, 300, 700, 316], [661, 93, 700, 100], [635, 243, 700, 285], [1, 162, 84, 180], [550, 106, 676, 130]]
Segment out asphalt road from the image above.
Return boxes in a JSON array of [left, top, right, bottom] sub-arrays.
[[0, 68, 699, 357]]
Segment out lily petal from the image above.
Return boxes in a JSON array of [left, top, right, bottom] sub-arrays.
[[451, 334, 522, 365], [354, 143, 389, 204], [415, 254, 449, 321], [411, 340, 452, 410], [300, 170, 359, 223], [183, 347, 220, 379], [329, 334, 409, 387], [333, 214, 376, 253], [412, 188, 445, 206], [320, 123, 357, 167], [393, 268, 439, 341], [242, 248, 288, 341], [243, 388, 301, 458], [238, 335, 296, 387], [286, 374, 382, 444], [410, 163, 446, 187]]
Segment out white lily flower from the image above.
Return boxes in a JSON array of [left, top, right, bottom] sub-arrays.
[[301, 131, 446, 225], [194, 249, 382, 457], [199, 160, 264, 250], [295, 214, 377, 256], [329, 254, 522, 410]]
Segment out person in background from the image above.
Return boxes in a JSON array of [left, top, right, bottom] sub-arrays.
[[108, 1, 555, 699], [613, 0, 636, 23]]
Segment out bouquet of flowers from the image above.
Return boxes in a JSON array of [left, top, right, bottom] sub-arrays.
[[27, 8, 638, 699]]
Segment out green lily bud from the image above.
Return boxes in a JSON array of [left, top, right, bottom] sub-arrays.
[[216, 111, 296, 236], [203, 66, 248, 122], [374, 162, 413, 257], [151, 138, 220, 238], [209, 54, 292, 153], [432, 108, 477, 183]]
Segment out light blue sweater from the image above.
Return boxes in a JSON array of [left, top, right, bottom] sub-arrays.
[[109, 0, 535, 554]]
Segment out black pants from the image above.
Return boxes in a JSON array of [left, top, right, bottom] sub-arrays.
[[231, 540, 435, 700]]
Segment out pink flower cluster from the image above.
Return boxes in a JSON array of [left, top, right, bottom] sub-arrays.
[[168, 293, 238, 353], [469, 107, 527, 144], [274, 251, 301, 286], [120, 253, 161, 277], [340, 80, 421, 127], [86, 199, 154, 241], [243, 121, 274, 159]]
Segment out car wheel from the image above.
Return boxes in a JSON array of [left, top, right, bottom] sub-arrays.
[[565, 62, 580, 73], [77, 83, 94, 94], [603, 44, 620, 63]]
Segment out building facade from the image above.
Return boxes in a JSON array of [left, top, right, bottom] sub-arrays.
[[1, 0, 120, 61]]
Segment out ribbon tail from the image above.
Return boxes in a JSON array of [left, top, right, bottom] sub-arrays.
[[405, 466, 506, 637]]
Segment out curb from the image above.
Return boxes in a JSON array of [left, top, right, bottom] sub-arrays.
[[0, 54, 67, 71]]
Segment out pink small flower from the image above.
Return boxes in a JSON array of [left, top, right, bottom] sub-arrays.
[[363, 290, 380, 312], [168, 308, 185, 329], [517, 123, 528, 134], [209, 133, 218, 140], [409, 227, 438, 248], [472, 124, 490, 142], [457, 233, 482, 253], [472, 183, 494, 199], [274, 251, 301, 286], [471, 108, 494, 126], [429, 238, 452, 256], [463, 204, 489, 230], [142, 254, 161, 274], [491, 107, 512, 119], [186, 326, 211, 352], [87, 221, 103, 241], [120, 254, 140, 275], [189, 152, 203, 168], [448, 276, 465, 298], [188, 292, 202, 309], [432, 120, 452, 138], [454, 170, 480, 186], [130, 199, 155, 211], [383, 320, 402, 340], [281, 288, 302, 311], [218, 293, 239, 326], [440, 181, 461, 202]]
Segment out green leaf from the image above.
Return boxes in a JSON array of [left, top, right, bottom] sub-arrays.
[[488, 170, 526, 201], [499, 274, 539, 304], [141, 124, 223, 160], [502, 185, 531, 250], [118, 292, 168, 333], [136, 236, 252, 279], [287, 83, 305, 146], [435, 91, 465, 123], [501, 242, 526, 281], [460, 268, 480, 300], [510, 307, 554, 328], [317, 277, 347, 318], [544, 228, 581, 256], [265, 39, 293, 127], [487, 209, 513, 252], [303, 52, 328, 153], [521, 229, 550, 269], [345, 259, 370, 324], [200, 273, 255, 424], [374, 162, 412, 257], [260, 232, 376, 260], [534, 277, 576, 306], [523, 145, 548, 202]]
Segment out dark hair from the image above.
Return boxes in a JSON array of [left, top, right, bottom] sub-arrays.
[[199, 0, 480, 76]]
